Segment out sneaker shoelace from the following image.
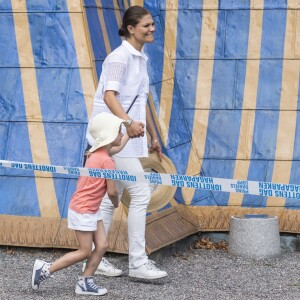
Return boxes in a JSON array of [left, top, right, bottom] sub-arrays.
[[145, 260, 161, 271], [102, 258, 116, 269], [38, 264, 51, 283], [87, 278, 100, 291]]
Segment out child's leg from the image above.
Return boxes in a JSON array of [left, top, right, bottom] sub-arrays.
[[32, 230, 93, 291], [49, 230, 93, 274], [83, 220, 108, 277]]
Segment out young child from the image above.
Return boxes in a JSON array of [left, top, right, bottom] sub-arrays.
[[31, 112, 129, 296]]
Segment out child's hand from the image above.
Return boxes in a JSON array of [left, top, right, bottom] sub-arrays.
[[111, 198, 119, 208], [107, 180, 119, 208]]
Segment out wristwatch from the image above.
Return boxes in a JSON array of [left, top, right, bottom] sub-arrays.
[[124, 119, 133, 127]]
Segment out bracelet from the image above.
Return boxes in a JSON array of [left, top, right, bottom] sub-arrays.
[[151, 139, 158, 144]]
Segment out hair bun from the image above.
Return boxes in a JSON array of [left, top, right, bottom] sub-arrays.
[[118, 28, 126, 37]]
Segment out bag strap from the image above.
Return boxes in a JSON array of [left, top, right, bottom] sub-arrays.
[[126, 95, 138, 114]]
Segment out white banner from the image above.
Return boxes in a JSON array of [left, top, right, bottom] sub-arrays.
[[1, 160, 300, 199]]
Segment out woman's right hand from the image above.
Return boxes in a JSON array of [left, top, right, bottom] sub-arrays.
[[126, 120, 145, 138]]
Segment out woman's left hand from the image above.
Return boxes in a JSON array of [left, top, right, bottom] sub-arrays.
[[149, 139, 162, 162]]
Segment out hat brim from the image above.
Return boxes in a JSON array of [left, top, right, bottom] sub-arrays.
[[89, 121, 124, 153], [89, 136, 117, 153], [121, 152, 177, 212]]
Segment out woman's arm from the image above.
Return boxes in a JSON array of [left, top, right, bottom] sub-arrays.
[[104, 90, 145, 138], [109, 134, 130, 155], [146, 103, 162, 162]]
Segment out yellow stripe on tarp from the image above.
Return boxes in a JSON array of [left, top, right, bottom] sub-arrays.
[[202, 0, 218, 9], [12, 2, 60, 218], [148, 92, 165, 143], [296, 11, 300, 58], [96, 0, 112, 55], [113, 0, 122, 27], [287, 0, 300, 9], [130, 0, 144, 6], [159, 1, 178, 146], [182, 4, 218, 205], [267, 6, 300, 207], [250, 0, 264, 9], [228, 4, 263, 206], [82, 1, 99, 92], [66, 0, 96, 118], [124, 0, 129, 10]]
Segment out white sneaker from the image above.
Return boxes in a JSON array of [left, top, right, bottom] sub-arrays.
[[82, 258, 123, 277], [31, 259, 51, 290], [129, 260, 168, 279]]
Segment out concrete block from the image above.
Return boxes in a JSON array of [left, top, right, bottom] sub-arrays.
[[228, 214, 281, 259]]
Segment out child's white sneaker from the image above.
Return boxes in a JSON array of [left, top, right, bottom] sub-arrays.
[[31, 259, 51, 290], [82, 258, 123, 277]]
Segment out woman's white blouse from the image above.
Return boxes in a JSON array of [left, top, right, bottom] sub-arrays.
[[86, 40, 149, 158]]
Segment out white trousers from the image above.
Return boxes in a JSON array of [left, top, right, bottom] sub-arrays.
[[100, 156, 151, 268]]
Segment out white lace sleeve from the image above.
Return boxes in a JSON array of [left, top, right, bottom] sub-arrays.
[[104, 62, 127, 93]]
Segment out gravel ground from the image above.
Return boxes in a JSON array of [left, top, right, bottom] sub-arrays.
[[0, 245, 299, 300]]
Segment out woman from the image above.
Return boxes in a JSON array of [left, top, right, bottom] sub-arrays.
[[85, 6, 167, 279]]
